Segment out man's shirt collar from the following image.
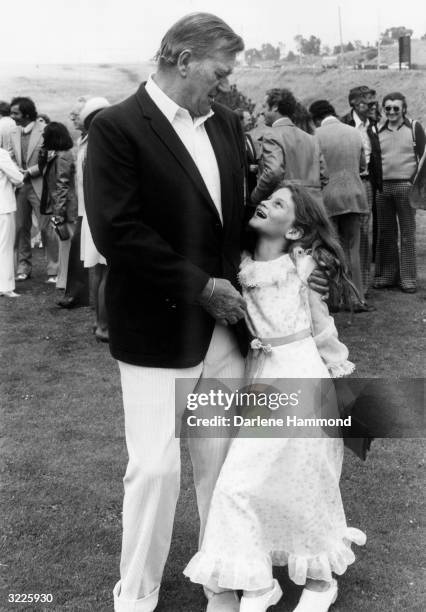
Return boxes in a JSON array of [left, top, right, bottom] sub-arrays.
[[272, 116, 294, 128], [379, 116, 411, 132], [145, 74, 214, 127], [321, 115, 338, 126], [353, 111, 369, 128], [21, 121, 35, 135]]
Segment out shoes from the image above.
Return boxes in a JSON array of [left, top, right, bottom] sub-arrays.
[[57, 296, 78, 308], [45, 276, 58, 284], [372, 283, 396, 290], [206, 591, 240, 612], [293, 579, 338, 612], [0, 291, 20, 298], [240, 580, 283, 612], [401, 287, 417, 294], [94, 328, 109, 343], [352, 301, 376, 313], [15, 273, 30, 281]]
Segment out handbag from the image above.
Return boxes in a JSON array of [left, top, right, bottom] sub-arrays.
[[50, 217, 70, 240]]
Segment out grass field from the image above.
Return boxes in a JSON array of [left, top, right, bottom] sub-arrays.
[[0, 209, 425, 611]]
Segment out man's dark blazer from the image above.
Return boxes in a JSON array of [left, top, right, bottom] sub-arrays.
[[341, 110, 383, 192], [84, 83, 248, 367]]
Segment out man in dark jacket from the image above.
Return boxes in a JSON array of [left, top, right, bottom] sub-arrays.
[[85, 13, 248, 612], [341, 86, 382, 296]]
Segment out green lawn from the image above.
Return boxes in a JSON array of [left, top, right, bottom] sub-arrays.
[[1, 213, 425, 611]]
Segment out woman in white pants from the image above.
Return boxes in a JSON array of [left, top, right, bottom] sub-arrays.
[[0, 147, 23, 297]]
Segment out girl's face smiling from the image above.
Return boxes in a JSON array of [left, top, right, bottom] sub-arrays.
[[249, 188, 297, 238]]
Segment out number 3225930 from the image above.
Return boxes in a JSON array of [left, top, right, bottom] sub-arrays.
[[8, 593, 53, 603]]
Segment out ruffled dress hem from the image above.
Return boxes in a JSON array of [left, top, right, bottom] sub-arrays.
[[184, 527, 366, 589]]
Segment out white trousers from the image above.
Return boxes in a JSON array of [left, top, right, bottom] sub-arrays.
[[114, 324, 245, 612], [0, 212, 16, 292]]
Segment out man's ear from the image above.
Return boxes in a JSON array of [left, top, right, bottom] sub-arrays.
[[285, 226, 304, 240], [176, 49, 192, 76]]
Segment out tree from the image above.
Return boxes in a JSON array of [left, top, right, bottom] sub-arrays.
[[294, 34, 321, 56], [286, 51, 297, 62], [381, 26, 413, 45], [421, 33, 426, 40], [260, 43, 280, 61], [334, 42, 356, 54]]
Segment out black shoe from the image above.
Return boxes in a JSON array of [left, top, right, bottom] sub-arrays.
[[401, 287, 417, 294], [57, 296, 79, 308], [353, 301, 376, 313]]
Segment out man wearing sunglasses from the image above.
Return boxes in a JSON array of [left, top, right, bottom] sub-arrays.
[[341, 86, 382, 309], [374, 92, 425, 293]]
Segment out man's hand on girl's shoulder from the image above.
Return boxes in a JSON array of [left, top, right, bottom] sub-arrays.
[[308, 267, 329, 299]]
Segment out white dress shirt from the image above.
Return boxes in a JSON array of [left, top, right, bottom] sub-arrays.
[[353, 111, 371, 174], [145, 74, 223, 222]]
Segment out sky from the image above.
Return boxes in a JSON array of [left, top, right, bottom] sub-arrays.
[[0, 0, 425, 64]]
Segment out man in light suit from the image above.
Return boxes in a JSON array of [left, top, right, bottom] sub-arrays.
[[251, 88, 328, 207], [310, 99, 375, 312], [10, 97, 58, 281]]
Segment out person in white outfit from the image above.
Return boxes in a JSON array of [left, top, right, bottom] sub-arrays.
[[79, 97, 110, 341], [0, 101, 16, 150], [184, 184, 366, 612], [0, 148, 23, 297]]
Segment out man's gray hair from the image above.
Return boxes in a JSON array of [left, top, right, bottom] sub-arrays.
[[158, 12, 244, 68]]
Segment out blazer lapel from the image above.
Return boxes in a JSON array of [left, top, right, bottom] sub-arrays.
[[26, 123, 43, 163], [11, 127, 22, 167], [136, 86, 221, 222], [205, 115, 234, 232]]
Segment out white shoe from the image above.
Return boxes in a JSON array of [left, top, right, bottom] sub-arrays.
[[240, 580, 283, 612], [293, 579, 338, 612], [0, 291, 20, 298], [45, 276, 58, 284], [206, 590, 240, 612]]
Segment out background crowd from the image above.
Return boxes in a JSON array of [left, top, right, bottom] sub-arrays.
[[0, 81, 425, 335]]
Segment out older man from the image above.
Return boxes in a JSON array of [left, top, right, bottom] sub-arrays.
[[85, 14, 328, 612], [251, 88, 328, 207], [85, 13, 247, 612]]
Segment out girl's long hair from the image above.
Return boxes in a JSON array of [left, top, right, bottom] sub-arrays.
[[285, 183, 360, 301]]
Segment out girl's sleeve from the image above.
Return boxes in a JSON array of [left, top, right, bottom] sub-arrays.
[[0, 149, 24, 185], [295, 251, 355, 378]]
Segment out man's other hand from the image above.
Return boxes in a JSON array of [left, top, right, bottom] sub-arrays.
[[308, 267, 329, 299], [198, 278, 246, 325]]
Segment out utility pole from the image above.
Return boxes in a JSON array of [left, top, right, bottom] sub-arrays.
[[338, 6, 344, 68], [377, 12, 381, 69]]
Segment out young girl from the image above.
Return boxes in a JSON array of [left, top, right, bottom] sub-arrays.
[[184, 184, 366, 612]]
